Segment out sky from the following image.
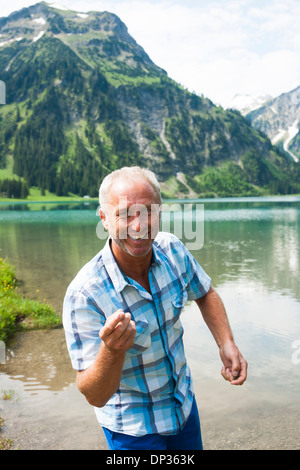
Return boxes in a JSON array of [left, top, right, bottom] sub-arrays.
[[1, 0, 300, 108]]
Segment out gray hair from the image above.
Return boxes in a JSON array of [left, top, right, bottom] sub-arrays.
[[99, 166, 162, 208]]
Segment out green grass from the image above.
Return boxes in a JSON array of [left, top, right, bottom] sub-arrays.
[[0, 155, 15, 180], [25, 187, 93, 202], [160, 175, 179, 198], [0, 186, 98, 204], [103, 70, 161, 88], [0, 258, 61, 343]]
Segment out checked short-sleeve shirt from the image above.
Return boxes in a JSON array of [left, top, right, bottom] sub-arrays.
[[63, 232, 211, 436]]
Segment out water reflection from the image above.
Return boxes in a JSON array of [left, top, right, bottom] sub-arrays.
[[0, 197, 299, 309], [0, 203, 299, 377], [2, 329, 76, 393], [190, 205, 300, 300]]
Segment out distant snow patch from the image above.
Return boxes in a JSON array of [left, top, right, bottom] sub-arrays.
[[33, 17, 46, 25], [272, 121, 299, 162], [272, 130, 286, 145], [33, 31, 45, 42], [229, 93, 272, 115], [77, 13, 88, 18], [48, 2, 69, 10], [0, 37, 23, 48], [283, 121, 299, 162]]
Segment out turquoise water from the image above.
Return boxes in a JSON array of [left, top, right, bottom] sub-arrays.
[[0, 196, 299, 449]]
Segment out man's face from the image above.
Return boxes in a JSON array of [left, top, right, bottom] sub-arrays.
[[100, 178, 161, 259]]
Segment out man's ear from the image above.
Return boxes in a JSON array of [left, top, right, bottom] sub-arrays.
[[99, 208, 109, 231]]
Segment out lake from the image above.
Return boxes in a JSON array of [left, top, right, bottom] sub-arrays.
[[0, 196, 299, 449]]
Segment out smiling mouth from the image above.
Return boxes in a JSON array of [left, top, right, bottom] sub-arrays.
[[128, 233, 149, 240]]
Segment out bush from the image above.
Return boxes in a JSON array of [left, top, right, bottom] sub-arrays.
[[0, 258, 61, 342]]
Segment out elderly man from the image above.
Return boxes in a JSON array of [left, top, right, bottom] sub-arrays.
[[63, 166, 247, 450]]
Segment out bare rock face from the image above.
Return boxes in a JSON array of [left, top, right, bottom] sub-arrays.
[[246, 86, 300, 162], [0, 2, 299, 198]]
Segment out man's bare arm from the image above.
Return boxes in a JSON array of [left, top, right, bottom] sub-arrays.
[[195, 286, 247, 385], [76, 310, 136, 407]]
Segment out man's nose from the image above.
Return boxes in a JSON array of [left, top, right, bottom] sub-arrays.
[[133, 218, 141, 232], [131, 211, 148, 232]]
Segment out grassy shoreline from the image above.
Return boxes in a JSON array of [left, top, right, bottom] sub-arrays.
[[0, 258, 61, 343], [0, 190, 299, 205], [0, 258, 61, 450], [0, 186, 99, 204]]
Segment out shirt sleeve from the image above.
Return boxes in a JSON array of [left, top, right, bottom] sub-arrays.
[[176, 238, 212, 300], [62, 289, 105, 371]]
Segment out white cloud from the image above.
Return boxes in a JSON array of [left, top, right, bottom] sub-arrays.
[[1, 0, 300, 107], [108, 0, 300, 106]]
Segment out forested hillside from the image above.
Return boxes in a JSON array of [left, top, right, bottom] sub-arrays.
[[0, 2, 299, 198]]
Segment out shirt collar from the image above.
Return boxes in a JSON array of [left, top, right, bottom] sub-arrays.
[[101, 238, 128, 293], [101, 236, 162, 293], [150, 241, 162, 267]]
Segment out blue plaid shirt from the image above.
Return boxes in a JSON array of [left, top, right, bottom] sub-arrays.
[[63, 232, 211, 436]]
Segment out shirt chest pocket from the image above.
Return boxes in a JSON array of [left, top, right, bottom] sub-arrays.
[[127, 317, 151, 356], [166, 289, 188, 327], [160, 290, 188, 350]]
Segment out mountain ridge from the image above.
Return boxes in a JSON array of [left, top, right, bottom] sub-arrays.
[[0, 2, 299, 198], [246, 86, 300, 163]]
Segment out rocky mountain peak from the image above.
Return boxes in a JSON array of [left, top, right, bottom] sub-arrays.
[[247, 86, 300, 162], [0, 2, 159, 72]]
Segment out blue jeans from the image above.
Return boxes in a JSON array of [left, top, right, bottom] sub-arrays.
[[102, 397, 203, 450]]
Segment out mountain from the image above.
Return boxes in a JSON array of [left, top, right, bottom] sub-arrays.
[[0, 2, 299, 198], [246, 86, 300, 163], [229, 93, 272, 116]]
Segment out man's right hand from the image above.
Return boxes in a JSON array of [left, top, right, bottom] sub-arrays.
[[99, 309, 136, 354], [77, 310, 136, 407]]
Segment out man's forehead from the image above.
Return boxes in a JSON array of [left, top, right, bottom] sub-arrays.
[[117, 197, 153, 207], [108, 178, 159, 205]]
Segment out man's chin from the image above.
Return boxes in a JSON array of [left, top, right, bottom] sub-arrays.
[[114, 237, 153, 257], [126, 239, 153, 257]]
